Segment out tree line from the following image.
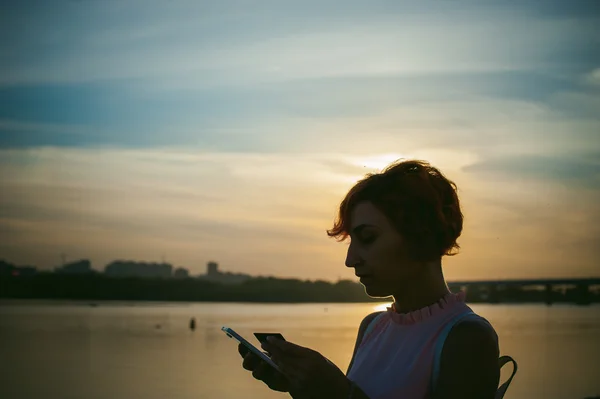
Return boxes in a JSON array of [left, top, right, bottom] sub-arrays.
[[0, 273, 381, 303]]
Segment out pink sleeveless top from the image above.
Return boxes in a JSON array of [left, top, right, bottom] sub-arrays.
[[347, 291, 497, 399]]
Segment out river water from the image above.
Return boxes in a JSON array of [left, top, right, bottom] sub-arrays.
[[0, 300, 598, 399]]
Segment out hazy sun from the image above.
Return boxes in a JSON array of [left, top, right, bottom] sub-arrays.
[[354, 153, 406, 171]]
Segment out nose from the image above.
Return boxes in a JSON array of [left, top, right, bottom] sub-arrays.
[[345, 243, 362, 268]]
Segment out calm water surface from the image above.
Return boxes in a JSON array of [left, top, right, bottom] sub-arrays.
[[0, 300, 599, 399]]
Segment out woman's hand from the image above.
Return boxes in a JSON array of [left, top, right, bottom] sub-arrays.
[[261, 337, 352, 399], [237, 343, 291, 392]]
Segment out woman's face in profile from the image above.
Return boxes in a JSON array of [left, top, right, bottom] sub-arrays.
[[345, 201, 421, 297]]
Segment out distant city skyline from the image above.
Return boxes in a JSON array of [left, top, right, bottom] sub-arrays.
[[2, 257, 270, 284], [1, 1, 599, 282]]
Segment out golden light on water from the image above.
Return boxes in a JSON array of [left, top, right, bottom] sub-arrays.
[[373, 303, 392, 312]]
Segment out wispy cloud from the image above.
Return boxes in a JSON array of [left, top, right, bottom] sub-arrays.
[[584, 68, 600, 86], [2, 2, 598, 86], [1, 1, 599, 280], [2, 147, 599, 280]]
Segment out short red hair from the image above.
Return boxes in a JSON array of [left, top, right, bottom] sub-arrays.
[[327, 159, 463, 262]]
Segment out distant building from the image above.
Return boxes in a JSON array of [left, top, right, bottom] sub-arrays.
[[199, 261, 251, 285], [104, 260, 173, 278], [14, 266, 37, 277], [207, 261, 219, 276], [173, 267, 190, 279], [55, 259, 93, 274], [0, 260, 14, 276], [0, 260, 37, 277]]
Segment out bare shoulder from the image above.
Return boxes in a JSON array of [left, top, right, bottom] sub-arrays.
[[446, 319, 498, 350], [443, 319, 499, 368], [434, 320, 500, 399]]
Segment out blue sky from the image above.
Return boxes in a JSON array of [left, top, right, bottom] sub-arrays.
[[1, 1, 599, 280]]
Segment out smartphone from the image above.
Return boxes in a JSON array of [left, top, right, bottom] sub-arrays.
[[254, 332, 286, 345], [221, 326, 280, 371]]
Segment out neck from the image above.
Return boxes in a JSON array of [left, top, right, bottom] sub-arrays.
[[392, 260, 450, 313]]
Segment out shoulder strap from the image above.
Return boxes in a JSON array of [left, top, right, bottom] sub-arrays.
[[361, 311, 387, 345], [430, 310, 478, 392], [495, 356, 518, 399]]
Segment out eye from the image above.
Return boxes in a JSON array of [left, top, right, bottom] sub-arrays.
[[360, 234, 377, 245]]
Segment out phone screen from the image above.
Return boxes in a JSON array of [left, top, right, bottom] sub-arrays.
[[221, 326, 280, 371]]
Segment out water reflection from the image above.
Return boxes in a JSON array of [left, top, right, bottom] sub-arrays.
[[0, 301, 598, 399], [373, 302, 391, 312]]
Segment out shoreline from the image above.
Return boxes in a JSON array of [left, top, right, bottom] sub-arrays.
[[2, 297, 598, 307]]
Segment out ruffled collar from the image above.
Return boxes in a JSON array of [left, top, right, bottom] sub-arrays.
[[386, 290, 466, 325]]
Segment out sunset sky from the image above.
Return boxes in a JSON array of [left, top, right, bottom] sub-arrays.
[[1, 1, 599, 282]]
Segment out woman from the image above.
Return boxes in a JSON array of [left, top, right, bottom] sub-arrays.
[[238, 159, 506, 399]]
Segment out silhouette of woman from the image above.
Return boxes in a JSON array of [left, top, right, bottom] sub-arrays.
[[237, 159, 517, 399]]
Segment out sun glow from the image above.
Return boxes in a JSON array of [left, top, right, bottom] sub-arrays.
[[353, 153, 407, 171]]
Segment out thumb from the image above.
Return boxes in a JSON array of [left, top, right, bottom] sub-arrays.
[[267, 337, 308, 356]]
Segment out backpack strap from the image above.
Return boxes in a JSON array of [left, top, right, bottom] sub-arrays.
[[360, 311, 387, 347], [347, 311, 387, 375], [495, 356, 518, 399]]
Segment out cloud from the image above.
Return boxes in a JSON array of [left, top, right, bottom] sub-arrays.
[[585, 68, 600, 86], [2, 85, 598, 155], [453, 149, 600, 278], [2, 1, 598, 86], [1, 2, 598, 154], [1, 1, 599, 280], [0, 147, 362, 276], [462, 154, 600, 188], [2, 146, 600, 281]]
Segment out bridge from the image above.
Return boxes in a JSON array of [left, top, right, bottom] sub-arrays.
[[447, 277, 600, 305]]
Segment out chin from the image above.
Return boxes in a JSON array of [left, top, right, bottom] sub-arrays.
[[363, 284, 391, 298]]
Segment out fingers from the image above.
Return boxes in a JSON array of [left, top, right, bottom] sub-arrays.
[[239, 344, 291, 392], [238, 343, 249, 358], [268, 352, 319, 391], [260, 339, 315, 383], [276, 362, 304, 390], [242, 352, 261, 371], [263, 337, 310, 357], [251, 359, 272, 381], [257, 363, 292, 393]]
